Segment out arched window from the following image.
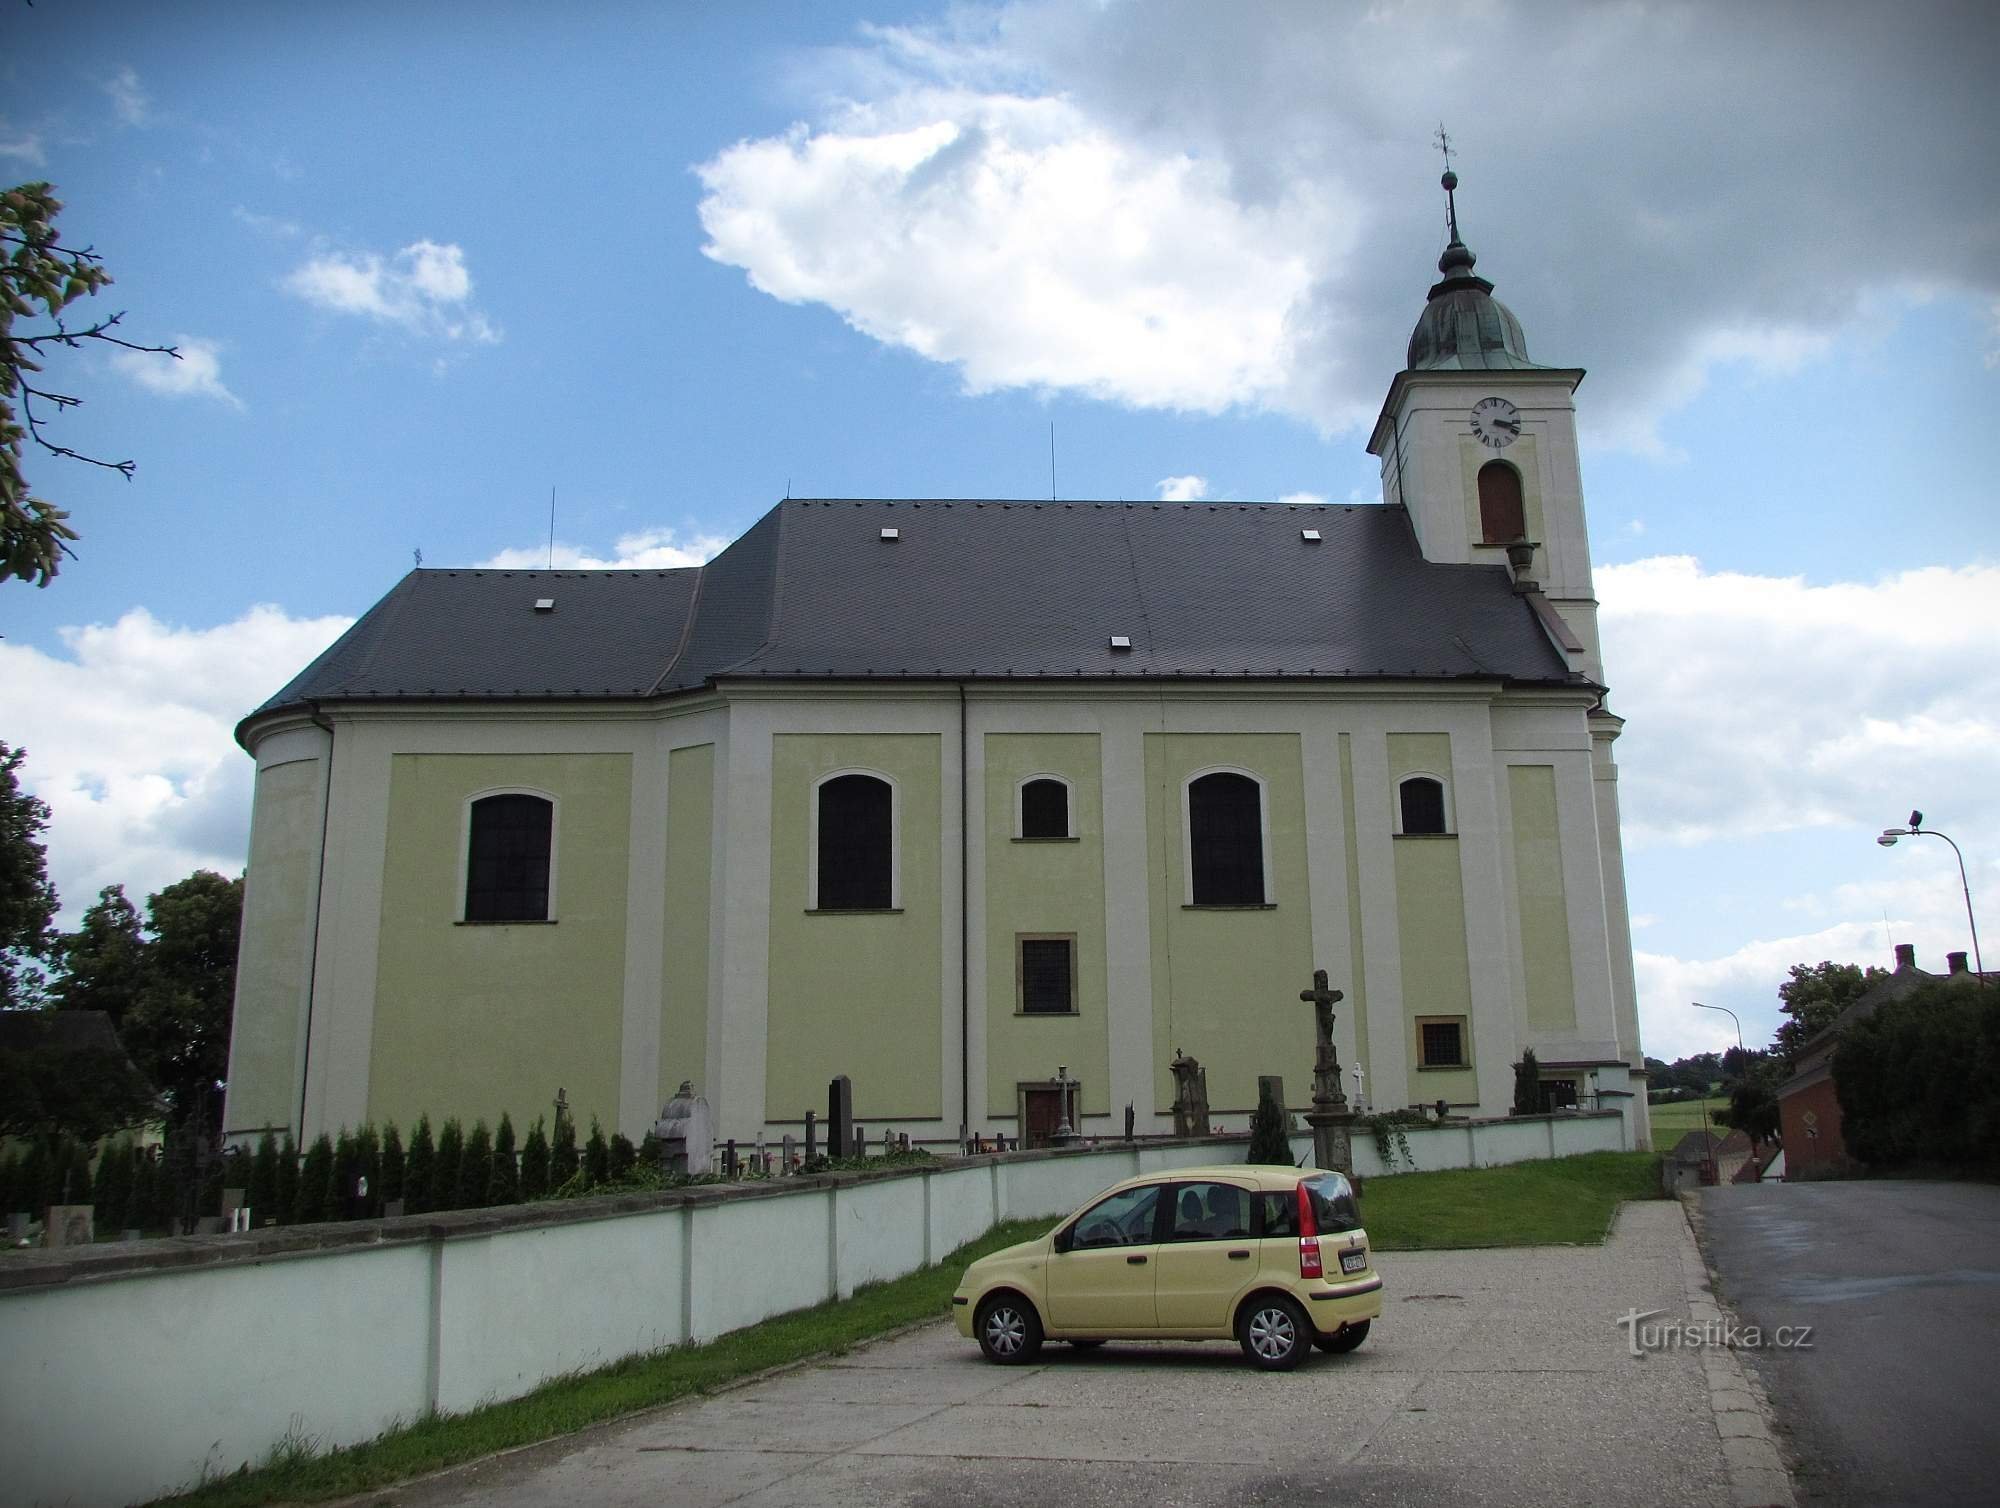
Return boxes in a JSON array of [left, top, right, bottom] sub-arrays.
[[1398, 775, 1449, 836], [1187, 771, 1266, 905], [815, 772, 894, 910], [1019, 777, 1071, 839], [1478, 461, 1526, 544], [465, 793, 553, 921]]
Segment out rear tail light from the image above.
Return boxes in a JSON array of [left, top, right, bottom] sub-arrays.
[[1296, 1181, 1322, 1278]]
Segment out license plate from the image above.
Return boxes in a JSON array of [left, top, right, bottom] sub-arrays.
[[1340, 1249, 1368, 1275]]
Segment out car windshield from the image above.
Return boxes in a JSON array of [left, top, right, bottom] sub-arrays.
[[1303, 1173, 1361, 1233]]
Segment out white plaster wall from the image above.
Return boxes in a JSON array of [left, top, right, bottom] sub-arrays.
[[687, 1189, 830, 1342], [834, 1178, 927, 1297]]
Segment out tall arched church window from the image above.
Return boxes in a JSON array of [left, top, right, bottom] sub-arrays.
[[1019, 777, 1071, 839], [465, 794, 553, 921], [1478, 461, 1526, 544], [816, 773, 894, 909], [1399, 776, 1449, 836], [1188, 772, 1266, 905]]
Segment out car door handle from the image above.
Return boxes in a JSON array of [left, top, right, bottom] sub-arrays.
[[1126, 1254, 1148, 1265], [1228, 1250, 1251, 1260]]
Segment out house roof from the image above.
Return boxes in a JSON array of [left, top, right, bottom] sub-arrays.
[[0, 1009, 127, 1056], [243, 498, 1581, 741]]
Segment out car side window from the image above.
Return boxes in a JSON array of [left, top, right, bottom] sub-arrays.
[[1070, 1184, 1163, 1249], [1256, 1190, 1298, 1237], [1165, 1181, 1253, 1242]]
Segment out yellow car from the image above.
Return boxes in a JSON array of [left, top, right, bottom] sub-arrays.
[[951, 1164, 1382, 1370]]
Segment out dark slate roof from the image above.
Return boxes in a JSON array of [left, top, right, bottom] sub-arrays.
[[243, 499, 1578, 739]]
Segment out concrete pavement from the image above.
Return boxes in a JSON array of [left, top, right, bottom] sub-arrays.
[[1696, 1179, 2000, 1508], [354, 1200, 1778, 1508]]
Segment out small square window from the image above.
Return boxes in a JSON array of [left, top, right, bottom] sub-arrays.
[[1019, 936, 1076, 1015], [1419, 1018, 1467, 1068]]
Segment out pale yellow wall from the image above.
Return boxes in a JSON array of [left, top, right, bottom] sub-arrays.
[[223, 758, 323, 1135], [1389, 733, 1477, 1106], [982, 734, 1108, 1118], [767, 734, 942, 1122], [661, 744, 714, 1105], [1509, 763, 1578, 1031], [1144, 733, 1313, 1116], [1338, 733, 1369, 1072], [368, 753, 632, 1134]]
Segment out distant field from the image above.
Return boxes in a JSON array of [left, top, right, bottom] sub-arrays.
[[1648, 1096, 1730, 1148]]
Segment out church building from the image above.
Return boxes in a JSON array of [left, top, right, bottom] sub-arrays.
[[222, 174, 1650, 1154]]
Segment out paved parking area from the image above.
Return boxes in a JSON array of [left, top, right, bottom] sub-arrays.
[[366, 1200, 1761, 1508]]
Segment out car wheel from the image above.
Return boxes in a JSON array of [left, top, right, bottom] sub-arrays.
[[976, 1294, 1044, 1364], [1237, 1295, 1309, 1371], [1312, 1319, 1370, 1354]]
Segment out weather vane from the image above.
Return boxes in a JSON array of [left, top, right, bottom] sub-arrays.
[[1434, 123, 1454, 174]]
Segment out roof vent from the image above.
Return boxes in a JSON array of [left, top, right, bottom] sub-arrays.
[[533, 598, 555, 612], [1301, 528, 1322, 542], [1109, 635, 1132, 651], [880, 527, 900, 540]]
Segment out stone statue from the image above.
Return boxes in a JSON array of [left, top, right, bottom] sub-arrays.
[[1169, 1050, 1210, 1137]]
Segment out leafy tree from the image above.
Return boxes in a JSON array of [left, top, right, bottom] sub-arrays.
[[1512, 1047, 1540, 1115], [460, 1120, 492, 1208], [1836, 977, 1999, 1169], [520, 1116, 550, 1200], [608, 1131, 636, 1183], [294, 1133, 333, 1225], [379, 1122, 405, 1210], [2, 182, 176, 586], [430, 1119, 464, 1213], [1776, 961, 1887, 1068], [247, 1131, 279, 1224], [1246, 1086, 1293, 1165], [1714, 1058, 1781, 1149], [52, 885, 147, 1024], [120, 871, 243, 1138], [91, 1137, 132, 1230], [404, 1116, 435, 1215], [550, 1109, 579, 1188], [0, 1036, 159, 1142], [129, 1146, 159, 1231], [583, 1117, 610, 1188], [0, 742, 59, 1006], [490, 1114, 519, 1206]]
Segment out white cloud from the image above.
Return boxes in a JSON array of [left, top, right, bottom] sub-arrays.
[[103, 66, 149, 127], [110, 337, 242, 409], [285, 240, 500, 344], [478, 527, 731, 571], [1600, 557, 2000, 848], [0, 124, 44, 165], [233, 206, 304, 241], [1278, 491, 1328, 508], [696, 2, 2000, 451], [0, 606, 353, 926], [1154, 474, 1208, 502]]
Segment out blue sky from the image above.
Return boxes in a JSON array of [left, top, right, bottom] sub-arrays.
[[3, 0, 1995, 1063]]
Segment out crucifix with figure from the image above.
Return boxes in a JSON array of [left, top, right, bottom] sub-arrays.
[[1300, 967, 1355, 1173]]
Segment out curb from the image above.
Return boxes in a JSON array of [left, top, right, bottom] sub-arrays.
[[1676, 1194, 1796, 1508]]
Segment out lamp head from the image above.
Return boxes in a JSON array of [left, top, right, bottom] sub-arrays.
[[1909, 809, 1924, 830], [1877, 834, 1899, 847]]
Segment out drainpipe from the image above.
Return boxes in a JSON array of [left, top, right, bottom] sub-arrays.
[[958, 682, 970, 1147], [296, 702, 336, 1143]]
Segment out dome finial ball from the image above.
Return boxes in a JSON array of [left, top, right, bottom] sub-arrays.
[[1441, 169, 1458, 191]]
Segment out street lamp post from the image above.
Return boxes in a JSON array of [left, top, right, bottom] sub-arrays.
[[1691, 1001, 1744, 1059], [1878, 810, 1986, 986]]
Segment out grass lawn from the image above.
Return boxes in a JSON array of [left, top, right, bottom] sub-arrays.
[[147, 1150, 1662, 1505], [1646, 1096, 1730, 1150], [1361, 1150, 1664, 1249]]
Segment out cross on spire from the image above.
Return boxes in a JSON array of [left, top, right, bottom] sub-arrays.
[[1434, 123, 1454, 174]]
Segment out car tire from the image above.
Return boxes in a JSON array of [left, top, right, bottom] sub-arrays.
[[1312, 1319, 1370, 1354], [975, 1294, 1044, 1365], [1237, 1294, 1310, 1371]]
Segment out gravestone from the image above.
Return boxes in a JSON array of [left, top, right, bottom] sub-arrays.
[[782, 1133, 796, 1172], [1169, 1050, 1210, 1137], [655, 1080, 714, 1175], [1124, 1102, 1135, 1143], [42, 1205, 93, 1248], [828, 1076, 854, 1159], [1299, 967, 1355, 1175], [1257, 1075, 1293, 1131], [804, 1109, 818, 1161], [221, 1187, 247, 1222]]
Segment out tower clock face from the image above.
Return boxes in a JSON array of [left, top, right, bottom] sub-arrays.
[[1470, 396, 1521, 449]]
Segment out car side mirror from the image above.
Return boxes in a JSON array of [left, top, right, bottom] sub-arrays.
[[1053, 1224, 1074, 1255]]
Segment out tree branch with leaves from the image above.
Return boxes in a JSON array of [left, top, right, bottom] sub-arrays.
[[3, 181, 176, 586]]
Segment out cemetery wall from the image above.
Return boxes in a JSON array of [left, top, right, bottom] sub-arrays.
[[0, 1114, 1625, 1508]]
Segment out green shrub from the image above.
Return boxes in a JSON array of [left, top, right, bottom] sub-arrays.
[[295, 1134, 334, 1225], [609, 1132, 636, 1182], [1836, 978, 2000, 1170], [584, 1118, 610, 1188], [404, 1117, 435, 1216], [461, 1121, 493, 1208], [275, 1133, 300, 1225], [491, 1114, 519, 1206], [431, 1120, 464, 1213], [248, 1130, 280, 1223], [332, 1130, 360, 1220], [1513, 1047, 1540, 1115], [355, 1124, 382, 1218], [520, 1117, 550, 1201], [379, 1122, 405, 1210], [1246, 1089, 1293, 1166], [551, 1110, 579, 1188]]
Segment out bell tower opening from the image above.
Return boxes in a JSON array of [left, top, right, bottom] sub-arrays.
[[1478, 461, 1526, 544]]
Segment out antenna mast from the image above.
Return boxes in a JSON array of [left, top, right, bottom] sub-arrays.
[[547, 486, 556, 570]]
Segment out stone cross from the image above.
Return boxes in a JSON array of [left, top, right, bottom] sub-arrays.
[[1299, 966, 1354, 1175], [1301, 969, 1343, 1059]]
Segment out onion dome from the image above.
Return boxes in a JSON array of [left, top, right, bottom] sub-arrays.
[[1405, 169, 1544, 372]]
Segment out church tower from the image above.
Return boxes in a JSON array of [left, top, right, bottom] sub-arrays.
[[1366, 168, 1602, 683]]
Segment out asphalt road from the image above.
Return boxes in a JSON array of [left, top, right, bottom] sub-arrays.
[[1696, 1179, 2000, 1508], [357, 1201, 1741, 1508]]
